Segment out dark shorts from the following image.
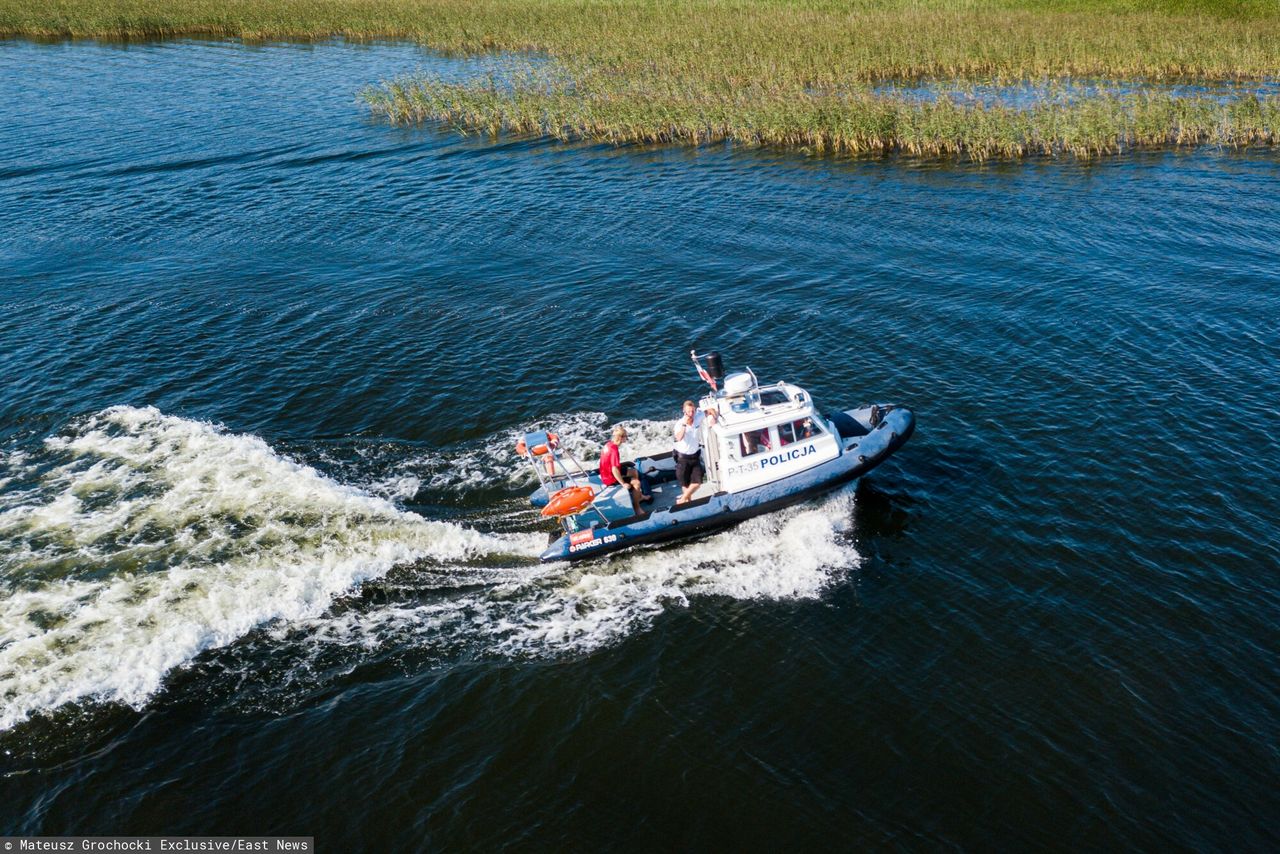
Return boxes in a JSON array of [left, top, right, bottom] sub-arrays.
[[604, 462, 638, 489], [675, 451, 704, 488]]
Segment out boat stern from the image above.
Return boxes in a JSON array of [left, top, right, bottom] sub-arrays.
[[540, 527, 625, 562]]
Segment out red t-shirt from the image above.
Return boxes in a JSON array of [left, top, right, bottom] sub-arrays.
[[599, 441, 621, 486]]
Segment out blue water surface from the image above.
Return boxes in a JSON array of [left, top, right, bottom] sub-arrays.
[[1, 38, 1278, 850]]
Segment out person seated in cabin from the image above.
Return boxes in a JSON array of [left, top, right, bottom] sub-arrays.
[[779, 418, 813, 446], [599, 426, 650, 514], [738, 428, 771, 457], [673, 398, 717, 505]]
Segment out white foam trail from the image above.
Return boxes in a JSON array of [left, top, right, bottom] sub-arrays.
[[0, 406, 541, 730], [271, 485, 860, 662], [490, 485, 859, 655], [1, 407, 864, 727]]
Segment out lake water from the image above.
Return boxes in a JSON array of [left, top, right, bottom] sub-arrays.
[[1, 38, 1278, 849]]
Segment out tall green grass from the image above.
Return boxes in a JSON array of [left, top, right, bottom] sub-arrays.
[[6, 0, 1279, 159], [363, 76, 1280, 159], [5, 1, 1280, 82]]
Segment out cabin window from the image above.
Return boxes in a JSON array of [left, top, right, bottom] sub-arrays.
[[737, 428, 774, 457], [778, 417, 822, 446]]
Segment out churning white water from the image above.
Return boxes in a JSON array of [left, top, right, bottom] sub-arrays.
[[0, 406, 859, 730]]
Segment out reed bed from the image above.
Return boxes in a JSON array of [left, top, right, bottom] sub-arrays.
[[6, 1, 1280, 83], [364, 76, 1280, 159], [7, 0, 1280, 159]]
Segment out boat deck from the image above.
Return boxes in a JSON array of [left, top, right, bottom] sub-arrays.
[[583, 468, 718, 526], [643, 475, 716, 514]]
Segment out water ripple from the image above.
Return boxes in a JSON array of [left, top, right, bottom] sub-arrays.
[[0, 36, 1278, 849]]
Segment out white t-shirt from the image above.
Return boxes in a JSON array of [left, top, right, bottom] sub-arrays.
[[673, 410, 704, 456]]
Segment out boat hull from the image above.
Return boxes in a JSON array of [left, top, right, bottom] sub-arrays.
[[539, 405, 914, 562]]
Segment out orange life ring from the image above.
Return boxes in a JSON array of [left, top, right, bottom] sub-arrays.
[[541, 485, 594, 517]]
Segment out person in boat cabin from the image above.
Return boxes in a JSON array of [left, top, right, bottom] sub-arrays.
[[599, 426, 650, 513], [740, 427, 771, 456], [778, 418, 814, 446], [673, 399, 718, 504]]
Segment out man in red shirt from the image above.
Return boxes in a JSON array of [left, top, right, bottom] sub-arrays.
[[599, 426, 649, 514]]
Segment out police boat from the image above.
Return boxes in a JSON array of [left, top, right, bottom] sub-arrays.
[[518, 351, 914, 562]]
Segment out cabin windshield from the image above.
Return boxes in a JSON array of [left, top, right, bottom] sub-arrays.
[[759, 388, 789, 406]]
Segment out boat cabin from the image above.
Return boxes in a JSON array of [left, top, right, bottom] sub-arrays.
[[697, 371, 840, 494]]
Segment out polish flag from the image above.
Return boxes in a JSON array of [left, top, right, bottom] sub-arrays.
[[696, 364, 717, 391]]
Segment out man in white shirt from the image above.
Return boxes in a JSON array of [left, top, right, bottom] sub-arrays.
[[673, 399, 717, 504]]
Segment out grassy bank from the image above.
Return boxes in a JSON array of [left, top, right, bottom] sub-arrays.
[[6, 1, 1280, 82], [6, 0, 1280, 159]]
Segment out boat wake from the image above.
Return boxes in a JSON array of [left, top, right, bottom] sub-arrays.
[[0, 406, 540, 731], [271, 487, 859, 664], [0, 407, 859, 731]]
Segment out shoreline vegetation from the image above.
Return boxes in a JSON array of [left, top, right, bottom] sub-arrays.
[[5, 0, 1280, 159], [362, 80, 1280, 160]]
